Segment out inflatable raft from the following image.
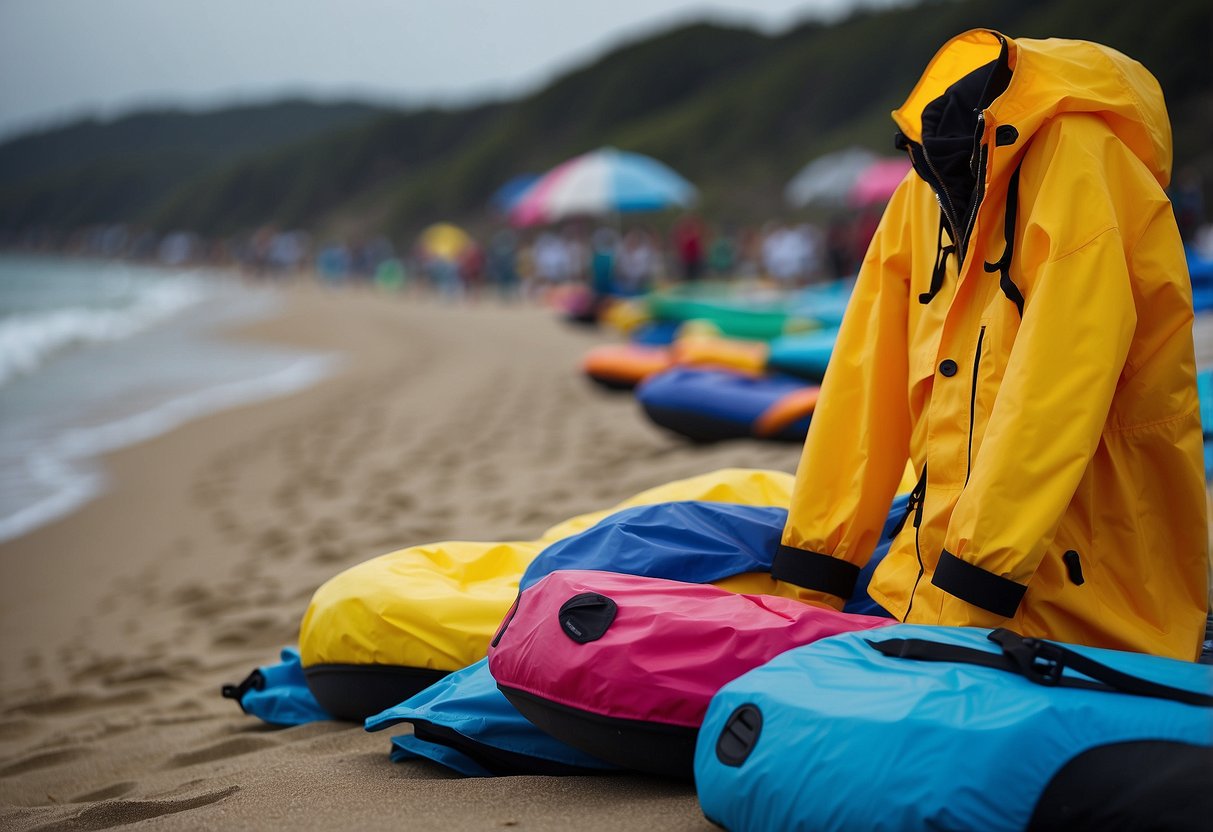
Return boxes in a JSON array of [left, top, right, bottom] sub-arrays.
[[637, 367, 819, 443], [291, 469, 800, 720], [645, 279, 853, 339], [696, 625, 1213, 831], [364, 493, 909, 777], [583, 329, 837, 390], [647, 294, 813, 340]]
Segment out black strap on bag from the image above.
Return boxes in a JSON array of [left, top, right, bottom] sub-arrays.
[[221, 668, 265, 705], [867, 628, 1213, 707]]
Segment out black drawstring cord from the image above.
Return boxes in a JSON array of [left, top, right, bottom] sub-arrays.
[[919, 215, 954, 305], [984, 162, 1026, 316]]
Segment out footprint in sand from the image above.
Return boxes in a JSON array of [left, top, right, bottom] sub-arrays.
[[27, 785, 239, 832], [272, 482, 300, 509], [4, 689, 150, 717], [0, 717, 35, 742], [383, 491, 416, 511], [68, 657, 127, 684], [167, 736, 277, 769], [309, 544, 350, 566], [255, 528, 294, 560], [0, 747, 84, 777], [99, 661, 194, 688], [176, 584, 249, 620], [71, 782, 136, 802], [209, 616, 294, 650]]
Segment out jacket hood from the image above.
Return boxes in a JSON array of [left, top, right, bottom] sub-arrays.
[[892, 30, 1173, 188]]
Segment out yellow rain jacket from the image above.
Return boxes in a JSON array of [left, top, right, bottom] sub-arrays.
[[775, 30, 1208, 660]]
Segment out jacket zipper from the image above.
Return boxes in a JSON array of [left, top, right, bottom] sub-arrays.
[[893, 465, 928, 621], [918, 145, 962, 250], [961, 114, 988, 258], [908, 113, 991, 268], [966, 326, 986, 484], [898, 115, 992, 621]]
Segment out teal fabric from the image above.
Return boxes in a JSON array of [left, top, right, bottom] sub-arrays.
[[696, 624, 1213, 832], [367, 658, 615, 776], [390, 733, 493, 778], [766, 329, 838, 381], [228, 647, 332, 727]]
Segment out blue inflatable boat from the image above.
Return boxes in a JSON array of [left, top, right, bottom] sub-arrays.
[[637, 367, 818, 443]]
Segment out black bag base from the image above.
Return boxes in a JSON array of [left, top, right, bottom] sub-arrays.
[[499, 685, 698, 779], [586, 373, 640, 392], [409, 720, 611, 777], [304, 663, 449, 722], [1029, 740, 1213, 831], [641, 404, 806, 444]]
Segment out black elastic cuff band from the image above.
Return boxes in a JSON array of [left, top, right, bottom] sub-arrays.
[[772, 545, 860, 599], [931, 549, 1026, 618]]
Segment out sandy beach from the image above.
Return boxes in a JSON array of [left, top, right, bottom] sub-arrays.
[[0, 283, 807, 831]]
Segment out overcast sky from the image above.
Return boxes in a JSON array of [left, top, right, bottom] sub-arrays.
[[0, 0, 909, 139]]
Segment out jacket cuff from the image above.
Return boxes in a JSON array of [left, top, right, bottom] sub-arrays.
[[931, 549, 1025, 618], [772, 544, 860, 600]]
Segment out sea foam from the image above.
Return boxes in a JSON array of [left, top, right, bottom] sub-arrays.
[[0, 276, 208, 386], [0, 352, 339, 543]]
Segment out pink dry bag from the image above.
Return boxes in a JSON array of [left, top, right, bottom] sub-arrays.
[[487, 569, 892, 777]]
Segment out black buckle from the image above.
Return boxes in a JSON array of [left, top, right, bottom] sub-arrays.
[[1021, 638, 1066, 686], [989, 629, 1065, 686], [221, 668, 266, 702]]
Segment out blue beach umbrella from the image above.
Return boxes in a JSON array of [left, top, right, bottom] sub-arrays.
[[490, 174, 540, 213]]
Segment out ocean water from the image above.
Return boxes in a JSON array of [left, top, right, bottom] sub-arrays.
[[0, 255, 340, 543]]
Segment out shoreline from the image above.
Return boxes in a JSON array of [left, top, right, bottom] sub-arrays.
[[0, 283, 803, 831], [0, 283, 412, 684], [0, 257, 338, 544]]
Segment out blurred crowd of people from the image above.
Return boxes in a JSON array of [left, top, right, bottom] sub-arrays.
[[3, 212, 887, 301], [10, 178, 1208, 302]]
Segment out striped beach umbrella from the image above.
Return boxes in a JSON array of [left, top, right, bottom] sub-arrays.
[[784, 147, 878, 209], [849, 157, 913, 207], [511, 147, 696, 227]]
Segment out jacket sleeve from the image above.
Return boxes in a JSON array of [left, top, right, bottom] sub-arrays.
[[934, 129, 1138, 623], [776, 185, 914, 608]]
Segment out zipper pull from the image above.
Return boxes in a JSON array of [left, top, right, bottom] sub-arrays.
[[888, 466, 928, 538], [910, 464, 927, 530], [969, 112, 985, 176]]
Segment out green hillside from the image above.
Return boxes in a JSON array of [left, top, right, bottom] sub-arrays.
[[2, 0, 1209, 241], [0, 100, 391, 229]]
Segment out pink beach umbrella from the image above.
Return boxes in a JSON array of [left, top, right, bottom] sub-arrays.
[[784, 147, 879, 209], [510, 147, 697, 227], [849, 157, 913, 207]]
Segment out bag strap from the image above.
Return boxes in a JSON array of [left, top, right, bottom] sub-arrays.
[[867, 628, 1213, 707], [221, 668, 265, 704]]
